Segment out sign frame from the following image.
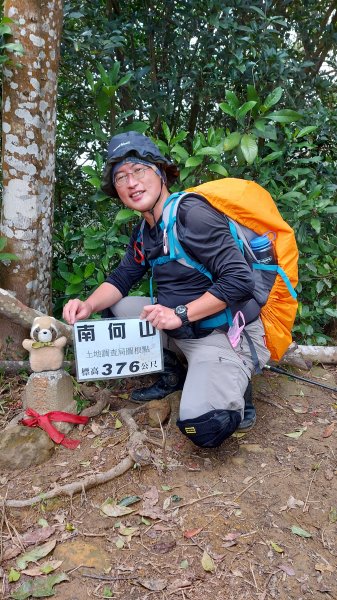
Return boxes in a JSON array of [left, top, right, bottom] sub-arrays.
[[73, 317, 163, 382]]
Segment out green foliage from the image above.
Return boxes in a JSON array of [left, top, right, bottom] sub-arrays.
[[50, 0, 336, 344], [0, 236, 19, 263], [0, 16, 24, 68]]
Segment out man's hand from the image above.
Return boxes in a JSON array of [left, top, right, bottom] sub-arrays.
[[140, 304, 182, 330], [62, 299, 93, 325]]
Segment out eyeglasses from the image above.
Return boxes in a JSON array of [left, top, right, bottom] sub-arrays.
[[114, 166, 152, 188]]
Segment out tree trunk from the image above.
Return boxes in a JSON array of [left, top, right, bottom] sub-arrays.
[[0, 0, 63, 357]]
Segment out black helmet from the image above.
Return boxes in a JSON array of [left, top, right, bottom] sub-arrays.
[[101, 131, 179, 197]]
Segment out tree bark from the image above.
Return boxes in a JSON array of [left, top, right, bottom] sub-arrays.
[[0, 287, 72, 343], [0, 0, 63, 357]]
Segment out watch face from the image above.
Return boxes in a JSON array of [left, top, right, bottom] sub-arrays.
[[176, 305, 187, 316]]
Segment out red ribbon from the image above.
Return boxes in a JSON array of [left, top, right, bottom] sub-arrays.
[[21, 408, 89, 449]]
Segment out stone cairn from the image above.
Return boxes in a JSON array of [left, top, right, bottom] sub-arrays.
[[0, 316, 78, 470]]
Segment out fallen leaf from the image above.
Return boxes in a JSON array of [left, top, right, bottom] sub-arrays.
[[278, 563, 295, 576], [118, 526, 139, 537], [100, 499, 134, 518], [183, 528, 203, 539], [142, 486, 159, 507], [4, 526, 56, 561], [90, 422, 102, 436], [163, 497, 171, 510], [223, 532, 241, 541], [138, 507, 170, 521], [315, 562, 334, 573], [138, 578, 167, 591], [291, 525, 312, 538], [242, 476, 253, 484], [102, 586, 113, 598], [37, 519, 49, 528], [118, 495, 141, 507], [115, 538, 124, 549], [270, 541, 284, 553], [201, 550, 215, 573], [115, 418, 123, 429], [231, 568, 243, 577], [180, 559, 189, 569], [8, 567, 20, 582], [291, 404, 308, 414], [231, 432, 246, 439], [284, 427, 307, 439], [16, 539, 57, 570], [10, 573, 69, 600], [324, 468, 334, 481], [281, 495, 304, 511], [21, 560, 63, 577], [151, 540, 176, 554], [161, 485, 172, 491], [329, 507, 337, 523], [323, 422, 335, 438], [167, 578, 193, 593]]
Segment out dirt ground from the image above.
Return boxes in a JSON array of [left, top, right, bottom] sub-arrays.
[[1, 364, 337, 600]]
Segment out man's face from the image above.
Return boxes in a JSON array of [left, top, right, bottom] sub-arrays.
[[114, 162, 164, 212]]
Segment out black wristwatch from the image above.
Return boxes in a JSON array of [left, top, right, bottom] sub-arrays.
[[174, 305, 190, 325]]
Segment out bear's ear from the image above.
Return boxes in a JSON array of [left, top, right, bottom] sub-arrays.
[[32, 317, 40, 326]]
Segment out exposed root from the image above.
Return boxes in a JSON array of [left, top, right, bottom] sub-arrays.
[[1, 409, 152, 508]]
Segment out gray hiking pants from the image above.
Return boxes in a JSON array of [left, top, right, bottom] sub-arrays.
[[111, 296, 270, 420]]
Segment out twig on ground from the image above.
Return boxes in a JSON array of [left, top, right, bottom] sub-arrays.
[[303, 462, 321, 513], [167, 491, 223, 510], [1, 409, 151, 508]]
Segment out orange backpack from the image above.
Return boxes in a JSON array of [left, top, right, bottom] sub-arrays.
[[184, 178, 298, 360]]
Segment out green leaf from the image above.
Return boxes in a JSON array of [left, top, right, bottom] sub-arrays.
[[115, 418, 122, 429], [291, 525, 312, 538], [180, 559, 189, 569], [84, 262, 96, 279], [236, 101, 257, 119], [0, 237, 7, 251], [240, 134, 258, 164], [246, 85, 260, 103], [185, 156, 204, 167], [116, 73, 132, 88], [262, 87, 283, 110], [266, 109, 302, 123], [162, 122, 171, 143], [225, 90, 240, 109], [8, 568, 21, 582], [310, 218, 321, 234], [114, 208, 136, 223], [325, 308, 337, 318], [9, 580, 32, 600], [296, 126, 317, 138], [270, 541, 284, 553], [208, 164, 229, 177], [261, 151, 283, 163], [224, 131, 241, 151], [102, 587, 113, 598], [118, 495, 141, 506], [16, 539, 57, 570], [0, 252, 19, 261], [195, 146, 221, 157], [65, 282, 84, 295], [219, 102, 235, 117]]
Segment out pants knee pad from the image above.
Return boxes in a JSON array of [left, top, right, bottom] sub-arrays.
[[176, 409, 241, 448]]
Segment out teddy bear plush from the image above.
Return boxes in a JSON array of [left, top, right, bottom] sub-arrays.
[[22, 316, 67, 372]]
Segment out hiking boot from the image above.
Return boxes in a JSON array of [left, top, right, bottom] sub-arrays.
[[237, 381, 256, 431], [131, 349, 186, 403]]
